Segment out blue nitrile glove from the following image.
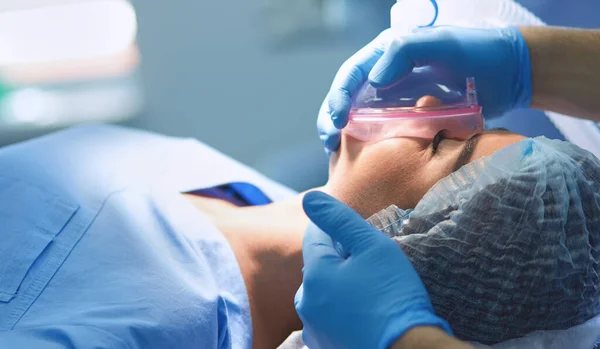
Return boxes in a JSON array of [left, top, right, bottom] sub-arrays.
[[317, 30, 393, 156], [318, 26, 532, 154], [295, 191, 451, 349]]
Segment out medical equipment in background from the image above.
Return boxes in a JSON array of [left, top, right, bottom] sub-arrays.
[[0, 0, 142, 133], [344, 71, 484, 141], [343, 0, 484, 142], [391, 0, 541, 31], [259, 0, 394, 49]]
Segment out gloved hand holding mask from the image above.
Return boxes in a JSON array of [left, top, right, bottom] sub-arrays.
[[318, 26, 532, 154]]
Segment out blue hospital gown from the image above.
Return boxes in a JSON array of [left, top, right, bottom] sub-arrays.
[[0, 125, 295, 349]]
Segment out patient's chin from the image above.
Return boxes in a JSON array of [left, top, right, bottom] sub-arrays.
[[327, 133, 349, 179], [341, 132, 371, 153], [327, 134, 365, 190]]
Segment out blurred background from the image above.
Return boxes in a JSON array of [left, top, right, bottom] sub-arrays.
[[0, 0, 598, 192]]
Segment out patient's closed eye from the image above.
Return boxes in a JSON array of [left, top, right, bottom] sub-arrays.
[[432, 130, 447, 154]]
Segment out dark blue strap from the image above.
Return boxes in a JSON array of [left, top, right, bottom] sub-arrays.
[[188, 182, 272, 207], [227, 182, 272, 206]]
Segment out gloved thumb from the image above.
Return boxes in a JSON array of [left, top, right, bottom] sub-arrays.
[[302, 191, 382, 256]]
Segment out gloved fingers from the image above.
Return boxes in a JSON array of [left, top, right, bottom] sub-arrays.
[[317, 96, 341, 154], [302, 221, 342, 268], [302, 191, 382, 256], [369, 27, 453, 88], [328, 30, 392, 129], [368, 37, 416, 89], [327, 88, 353, 130]]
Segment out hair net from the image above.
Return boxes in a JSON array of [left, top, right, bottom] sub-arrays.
[[375, 137, 600, 344]]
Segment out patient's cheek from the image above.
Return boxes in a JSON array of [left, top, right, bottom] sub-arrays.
[[327, 135, 430, 216]]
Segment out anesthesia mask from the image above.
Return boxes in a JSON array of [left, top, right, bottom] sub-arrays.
[[343, 68, 484, 142]]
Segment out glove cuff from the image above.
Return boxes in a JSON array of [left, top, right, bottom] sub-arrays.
[[379, 307, 452, 349]]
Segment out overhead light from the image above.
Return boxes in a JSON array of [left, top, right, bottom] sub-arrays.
[[0, 46, 139, 85], [0, 0, 137, 66], [0, 83, 143, 127]]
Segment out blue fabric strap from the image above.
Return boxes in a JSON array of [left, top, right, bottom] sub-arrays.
[[189, 182, 272, 207]]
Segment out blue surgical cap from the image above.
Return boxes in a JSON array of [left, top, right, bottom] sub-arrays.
[[390, 137, 600, 344]]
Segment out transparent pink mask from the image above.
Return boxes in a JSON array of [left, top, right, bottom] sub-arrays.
[[344, 67, 484, 142]]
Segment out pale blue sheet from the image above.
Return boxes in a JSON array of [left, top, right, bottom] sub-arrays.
[[0, 125, 295, 349]]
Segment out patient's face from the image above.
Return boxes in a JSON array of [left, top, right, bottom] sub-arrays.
[[326, 104, 526, 217]]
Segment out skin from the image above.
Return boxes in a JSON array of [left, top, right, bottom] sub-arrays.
[[392, 327, 475, 349], [325, 128, 525, 217], [520, 27, 600, 122], [185, 98, 525, 348]]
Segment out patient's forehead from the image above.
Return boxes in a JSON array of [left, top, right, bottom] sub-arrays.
[[469, 131, 526, 161]]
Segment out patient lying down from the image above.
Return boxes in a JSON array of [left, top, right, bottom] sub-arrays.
[[1, 97, 599, 349], [188, 120, 600, 345]]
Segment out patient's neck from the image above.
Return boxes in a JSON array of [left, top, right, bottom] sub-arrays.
[[184, 192, 311, 348]]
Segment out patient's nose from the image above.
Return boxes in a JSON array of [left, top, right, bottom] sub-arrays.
[[415, 95, 442, 108]]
